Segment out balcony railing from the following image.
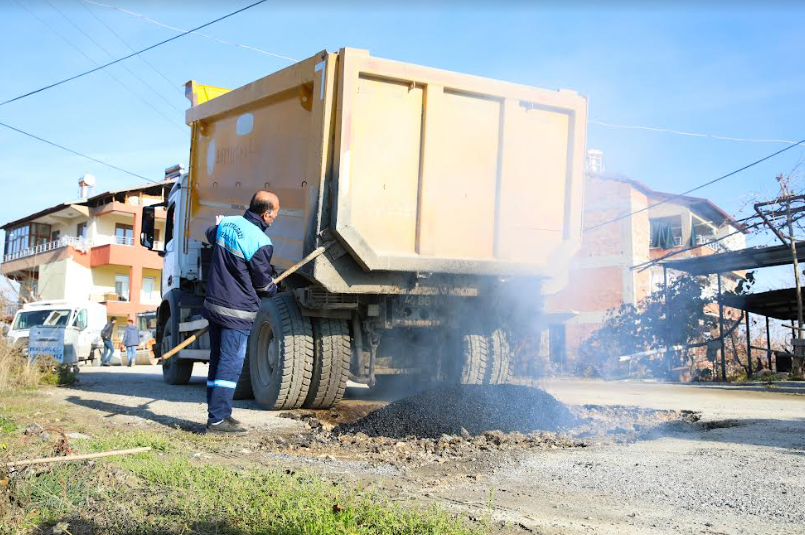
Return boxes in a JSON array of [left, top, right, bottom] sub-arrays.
[[3, 236, 89, 262], [3, 234, 137, 263]]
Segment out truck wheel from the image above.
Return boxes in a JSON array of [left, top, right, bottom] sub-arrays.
[[161, 320, 193, 385], [249, 293, 314, 410], [233, 351, 254, 400], [303, 318, 351, 409], [487, 328, 513, 384], [450, 329, 488, 385]]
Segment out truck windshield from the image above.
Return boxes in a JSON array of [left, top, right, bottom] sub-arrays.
[[12, 309, 72, 330]]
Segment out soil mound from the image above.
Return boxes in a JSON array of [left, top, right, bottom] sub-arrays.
[[335, 384, 577, 439]]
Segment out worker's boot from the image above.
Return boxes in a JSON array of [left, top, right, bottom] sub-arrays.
[[205, 419, 247, 435]]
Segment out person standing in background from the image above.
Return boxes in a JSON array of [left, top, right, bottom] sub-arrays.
[[100, 317, 116, 366], [122, 318, 140, 367]]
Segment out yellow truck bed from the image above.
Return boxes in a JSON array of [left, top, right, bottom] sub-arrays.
[[184, 48, 587, 290]]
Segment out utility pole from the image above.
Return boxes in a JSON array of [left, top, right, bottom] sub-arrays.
[[754, 175, 805, 377]]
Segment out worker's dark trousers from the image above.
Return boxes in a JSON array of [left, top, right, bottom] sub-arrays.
[[206, 321, 250, 424]]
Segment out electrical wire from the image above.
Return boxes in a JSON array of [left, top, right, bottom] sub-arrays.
[[0, 0, 268, 107], [590, 120, 799, 146], [76, 0, 183, 95], [78, 0, 298, 63], [0, 119, 157, 183], [13, 0, 184, 133], [584, 137, 805, 232], [45, 0, 184, 113]]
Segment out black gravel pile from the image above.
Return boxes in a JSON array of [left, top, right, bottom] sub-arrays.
[[335, 384, 578, 439]]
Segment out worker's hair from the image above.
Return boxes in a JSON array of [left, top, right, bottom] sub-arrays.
[[249, 192, 275, 216], [110, 318, 116, 322]]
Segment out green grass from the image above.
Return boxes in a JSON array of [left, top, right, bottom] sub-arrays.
[[0, 415, 17, 435], [3, 437, 482, 535]]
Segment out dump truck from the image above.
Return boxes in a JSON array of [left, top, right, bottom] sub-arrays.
[[139, 48, 587, 410]]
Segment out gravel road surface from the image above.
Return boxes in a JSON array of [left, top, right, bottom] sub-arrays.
[[52, 365, 805, 534]]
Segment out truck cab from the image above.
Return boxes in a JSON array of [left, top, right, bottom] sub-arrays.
[[13, 300, 106, 363]]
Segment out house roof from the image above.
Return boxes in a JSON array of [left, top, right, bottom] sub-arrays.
[[662, 243, 805, 275], [589, 172, 749, 233], [720, 287, 805, 321], [1, 180, 174, 230]]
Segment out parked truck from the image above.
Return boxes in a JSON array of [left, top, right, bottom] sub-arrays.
[[139, 48, 587, 410]]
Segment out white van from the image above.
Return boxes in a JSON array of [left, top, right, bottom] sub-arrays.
[[7, 301, 107, 363]]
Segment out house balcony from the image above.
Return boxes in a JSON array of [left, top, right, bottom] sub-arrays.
[[2, 234, 163, 275]]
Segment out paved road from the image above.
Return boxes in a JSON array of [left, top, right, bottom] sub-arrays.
[[59, 365, 805, 534]]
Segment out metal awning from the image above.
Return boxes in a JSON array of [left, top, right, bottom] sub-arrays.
[[661, 244, 805, 275], [720, 288, 805, 321]]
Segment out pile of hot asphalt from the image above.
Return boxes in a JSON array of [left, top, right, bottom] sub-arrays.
[[335, 384, 577, 439]]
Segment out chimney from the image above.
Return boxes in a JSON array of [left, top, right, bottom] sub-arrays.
[[586, 149, 604, 173], [164, 164, 185, 181], [78, 173, 96, 199]]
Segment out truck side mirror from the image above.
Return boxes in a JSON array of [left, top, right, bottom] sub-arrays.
[[141, 206, 156, 250]]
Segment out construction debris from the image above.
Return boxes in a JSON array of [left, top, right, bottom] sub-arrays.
[[334, 385, 578, 439]]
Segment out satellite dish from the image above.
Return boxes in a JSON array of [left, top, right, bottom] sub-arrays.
[[79, 173, 96, 187]]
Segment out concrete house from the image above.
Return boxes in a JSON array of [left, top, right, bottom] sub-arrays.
[[545, 169, 748, 364], [1, 176, 171, 341]]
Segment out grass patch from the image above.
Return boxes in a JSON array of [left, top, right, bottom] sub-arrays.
[[0, 415, 17, 435], [3, 453, 482, 535], [0, 339, 74, 392]]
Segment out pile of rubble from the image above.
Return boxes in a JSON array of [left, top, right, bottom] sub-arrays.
[[259, 385, 696, 467], [334, 384, 577, 439]]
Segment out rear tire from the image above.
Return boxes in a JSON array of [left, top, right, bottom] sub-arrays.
[[450, 327, 489, 384], [487, 328, 513, 384], [303, 318, 351, 409], [249, 293, 314, 410], [161, 319, 193, 385]]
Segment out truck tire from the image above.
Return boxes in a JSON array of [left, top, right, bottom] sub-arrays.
[[232, 351, 254, 400], [486, 328, 513, 384], [449, 329, 488, 385], [161, 320, 193, 385], [303, 318, 351, 409], [249, 293, 314, 410]]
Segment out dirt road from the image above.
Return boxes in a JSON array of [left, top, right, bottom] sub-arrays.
[[47, 365, 805, 534]]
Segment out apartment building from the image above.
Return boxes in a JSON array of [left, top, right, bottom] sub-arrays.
[[1, 176, 171, 340], [545, 170, 748, 364]]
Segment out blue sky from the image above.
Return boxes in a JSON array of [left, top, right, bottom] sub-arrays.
[[1, 1, 804, 290]]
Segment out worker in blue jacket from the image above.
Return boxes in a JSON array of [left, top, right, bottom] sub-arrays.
[[202, 191, 279, 435]]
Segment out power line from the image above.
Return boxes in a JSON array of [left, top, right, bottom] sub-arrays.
[[0, 120, 157, 183], [79, 0, 298, 63], [76, 0, 183, 96], [15, 0, 184, 132], [45, 0, 184, 114], [0, 0, 268, 108], [590, 119, 799, 146], [584, 137, 805, 232]]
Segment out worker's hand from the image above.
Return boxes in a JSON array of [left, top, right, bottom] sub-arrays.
[[256, 278, 277, 297], [215, 214, 224, 225]]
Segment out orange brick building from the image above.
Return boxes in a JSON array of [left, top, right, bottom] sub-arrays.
[[546, 171, 748, 364]]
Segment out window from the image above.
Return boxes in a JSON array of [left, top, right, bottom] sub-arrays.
[[115, 224, 134, 245], [4, 225, 29, 256], [31, 223, 51, 247], [51, 230, 60, 242], [12, 309, 70, 329], [72, 309, 87, 330], [164, 203, 175, 245], [3, 222, 51, 256], [115, 274, 130, 301], [649, 216, 683, 249], [142, 277, 156, 294], [76, 222, 87, 239]]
